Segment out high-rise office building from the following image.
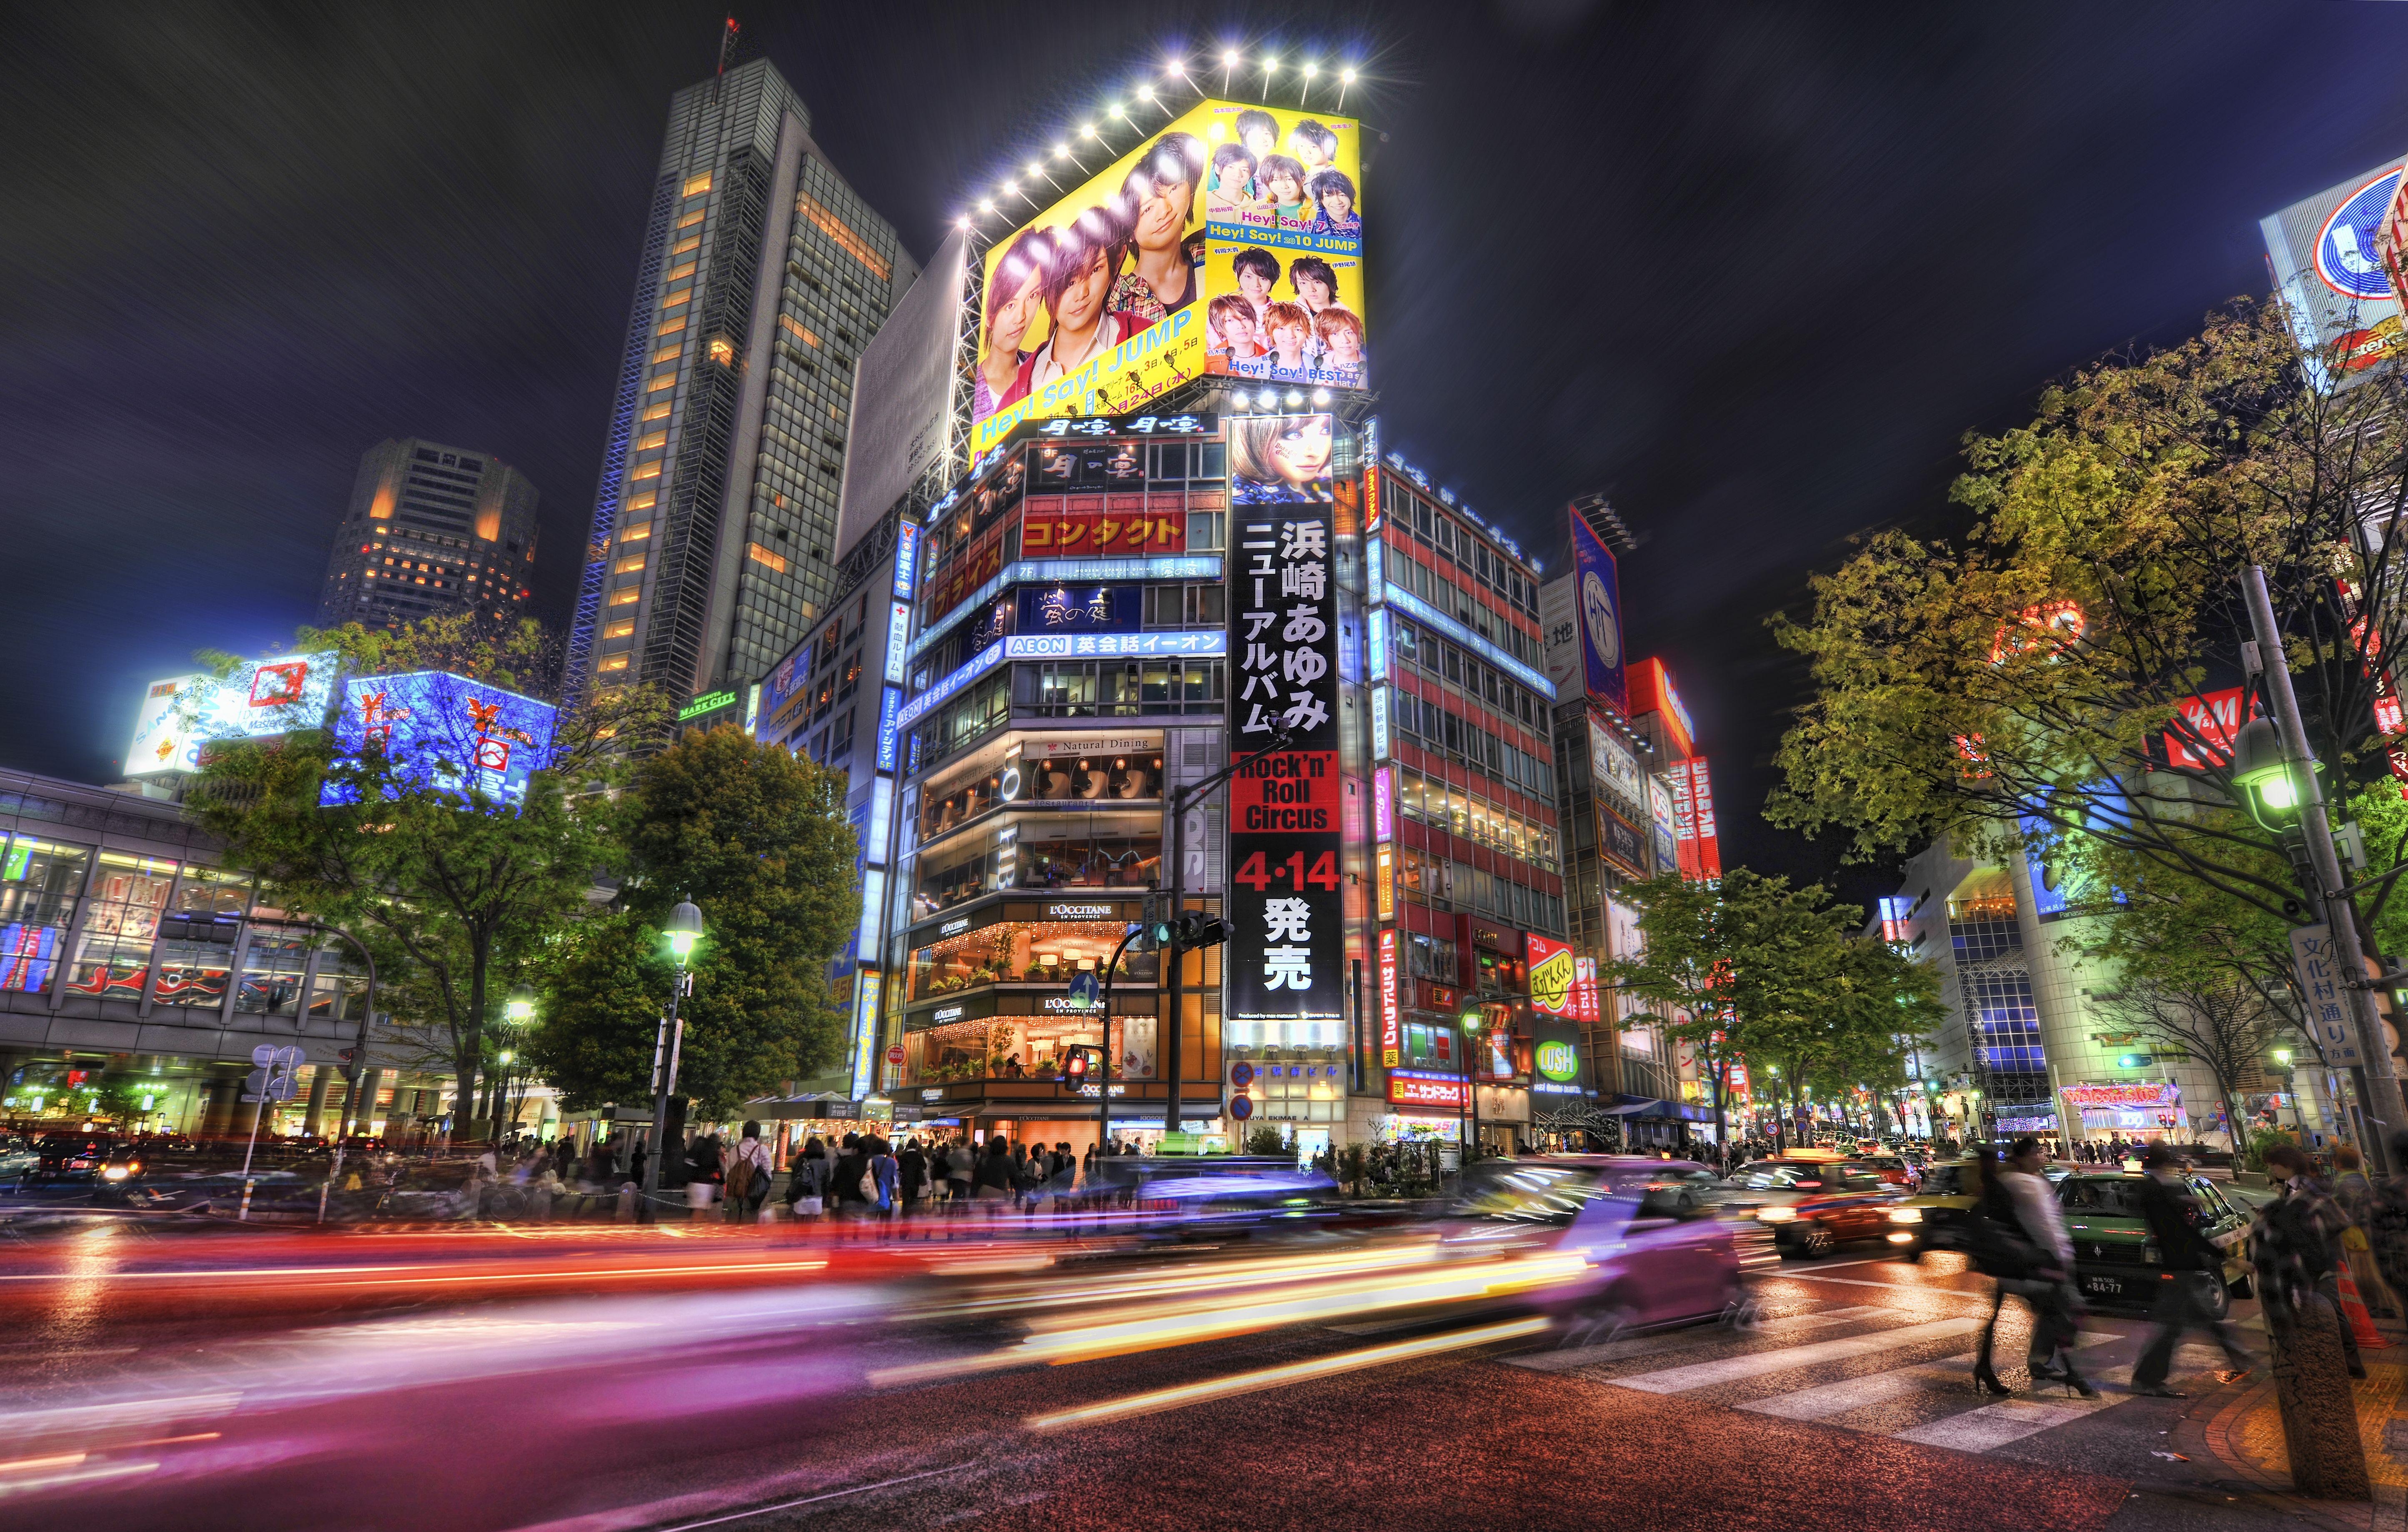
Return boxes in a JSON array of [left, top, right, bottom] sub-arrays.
[[568, 58, 918, 705], [315, 438, 539, 634]]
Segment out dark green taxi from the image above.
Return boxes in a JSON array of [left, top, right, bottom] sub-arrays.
[[2055, 1171, 2253, 1313]]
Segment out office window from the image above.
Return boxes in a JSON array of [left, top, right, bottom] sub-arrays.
[[681, 170, 713, 195], [614, 554, 647, 575], [598, 654, 630, 673], [608, 588, 640, 607], [618, 523, 652, 544], [603, 619, 635, 640]]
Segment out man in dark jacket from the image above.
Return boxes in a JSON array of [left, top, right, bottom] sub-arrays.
[[2131, 1144, 2252, 1396]]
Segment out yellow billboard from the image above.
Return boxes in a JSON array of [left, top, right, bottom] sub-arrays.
[[972, 99, 1365, 453]]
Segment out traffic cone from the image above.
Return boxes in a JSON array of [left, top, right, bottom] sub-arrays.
[[2338, 1266, 2391, 1349]]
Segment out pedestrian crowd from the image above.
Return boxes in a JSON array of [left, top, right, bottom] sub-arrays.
[[1958, 1131, 2408, 1402]]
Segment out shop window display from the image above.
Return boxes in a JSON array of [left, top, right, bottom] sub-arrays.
[[909, 919, 1155, 1001], [0, 834, 91, 994], [66, 851, 176, 999]]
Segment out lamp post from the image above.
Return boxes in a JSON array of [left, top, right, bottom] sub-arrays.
[[492, 986, 535, 1142], [642, 901, 704, 1208], [1459, 1006, 1486, 1164], [2237, 566, 2398, 1172]]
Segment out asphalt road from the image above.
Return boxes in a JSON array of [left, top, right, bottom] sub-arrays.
[[0, 1215, 2351, 1532]]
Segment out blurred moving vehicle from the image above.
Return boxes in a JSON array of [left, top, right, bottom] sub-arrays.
[[2057, 1170, 2254, 1312], [0, 1134, 35, 1185], [1722, 1156, 1906, 1258], [1445, 1156, 1745, 1337], [1085, 1154, 1343, 1235], [1890, 1158, 1980, 1258]]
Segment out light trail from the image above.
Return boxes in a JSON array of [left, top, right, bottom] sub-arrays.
[[1023, 1317, 1550, 1432]]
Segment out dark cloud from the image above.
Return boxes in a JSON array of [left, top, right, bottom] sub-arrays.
[[5, 1, 2405, 911]]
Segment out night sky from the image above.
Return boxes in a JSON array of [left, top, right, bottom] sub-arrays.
[[9, 2, 2408, 908]]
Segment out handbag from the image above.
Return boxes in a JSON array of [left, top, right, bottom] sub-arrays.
[[1964, 1208, 2046, 1280]]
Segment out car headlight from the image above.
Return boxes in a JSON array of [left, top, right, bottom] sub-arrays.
[[1755, 1205, 1797, 1223], [1887, 1207, 1922, 1224], [2142, 1245, 2160, 1264], [102, 1164, 130, 1181]]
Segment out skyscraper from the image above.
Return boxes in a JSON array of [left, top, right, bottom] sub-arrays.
[[568, 58, 918, 704], [315, 438, 539, 635]]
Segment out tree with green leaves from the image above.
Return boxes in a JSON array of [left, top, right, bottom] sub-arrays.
[[1770, 300, 2408, 986], [189, 614, 668, 1141], [528, 726, 859, 1120], [1607, 869, 1933, 1147]]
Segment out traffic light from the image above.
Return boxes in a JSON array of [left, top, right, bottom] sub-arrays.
[[1176, 913, 1227, 951], [1062, 1048, 1092, 1085]]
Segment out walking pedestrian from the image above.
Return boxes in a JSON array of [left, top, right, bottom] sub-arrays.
[[683, 1129, 723, 1221], [785, 1136, 829, 1220], [899, 1136, 929, 1219], [2129, 1143, 2252, 1396], [727, 1120, 774, 1222], [947, 1137, 975, 1207], [2331, 1144, 2399, 1320], [1968, 1137, 2095, 1396], [974, 1138, 1014, 1205], [2253, 1142, 2365, 1379]]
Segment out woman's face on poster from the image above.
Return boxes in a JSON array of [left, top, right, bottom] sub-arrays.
[[1272, 416, 1332, 483], [1054, 245, 1111, 333], [1134, 175, 1192, 250], [990, 267, 1043, 353]]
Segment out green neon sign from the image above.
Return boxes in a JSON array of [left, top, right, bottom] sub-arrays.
[[679, 689, 739, 722]]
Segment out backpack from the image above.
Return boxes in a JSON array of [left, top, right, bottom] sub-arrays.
[[727, 1155, 755, 1201], [859, 1164, 879, 1202]]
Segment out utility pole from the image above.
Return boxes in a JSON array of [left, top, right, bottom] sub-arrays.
[[1161, 725, 1289, 1140], [2245, 565, 2401, 1172]]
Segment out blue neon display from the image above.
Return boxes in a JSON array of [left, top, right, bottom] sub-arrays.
[[1382, 586, 1557, 701], [876, 684, 903, 771], [893, 520, 921, 601], [913, 557, 1224, 661], [320, 671, 559, 808], [1002, 630, 1224, 659]]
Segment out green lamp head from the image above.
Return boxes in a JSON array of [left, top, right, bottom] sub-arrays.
[[2229, 717, 2309, 829], [505, 986, 536, 1024], [1460, 1008, 1484, 1035], [666, 899, 704, 963]]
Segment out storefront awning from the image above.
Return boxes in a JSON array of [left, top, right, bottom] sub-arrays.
[[744, 1092, 869, 1119], [1599, 1096, 1712, 1122]]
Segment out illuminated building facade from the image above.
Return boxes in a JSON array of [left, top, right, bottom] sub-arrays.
[[315, 438, 538, 635], [568, 58, 917, 703]]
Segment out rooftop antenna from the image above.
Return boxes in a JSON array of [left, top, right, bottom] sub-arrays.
[[711, 14, 740, 104], [1570, 491, 1640, 552]]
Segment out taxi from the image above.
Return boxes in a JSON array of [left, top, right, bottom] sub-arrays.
[[2055, 1170, 2254, 1312], [1721, 1154, 1905, 1259]]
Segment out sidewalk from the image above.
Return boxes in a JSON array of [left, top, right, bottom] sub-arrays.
[[2171, 1321, 2408, 1531]]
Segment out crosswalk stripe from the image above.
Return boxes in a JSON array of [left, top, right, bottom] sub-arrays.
[[1613, 1316, 1986, 1394], [1893, 1372, 2130, 1451], [1739, 1333, 2115, 1421], [1507, 1307, 1891, 1374]]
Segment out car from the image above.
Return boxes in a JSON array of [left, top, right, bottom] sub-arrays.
[[1889, 1158, 1980, 1258], [2055, 1171, 2254, 1313], [1722, 1157, 1906, 1258], [1441, 1156, 1746, 1339], [0, 1134, 35, 1185]]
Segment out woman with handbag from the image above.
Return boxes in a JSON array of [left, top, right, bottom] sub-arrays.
[[784, 1136, 829, 1222], [1965, 1139, 2095, 1396]]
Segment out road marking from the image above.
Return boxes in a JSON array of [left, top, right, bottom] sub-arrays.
[[643, 1464, 982, 1531], [1893, 1373, 2130, 1451], [1740, 1333, 2116, 1420], [1760, 1272, 1996, 1301], [1024, 1317, 1549, 1433], [1507, 1307, 1891, 1373], [1612, 1316, 1986, 1394]]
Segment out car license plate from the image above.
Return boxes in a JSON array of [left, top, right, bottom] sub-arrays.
[[2082, 1275, 2118, 1295]]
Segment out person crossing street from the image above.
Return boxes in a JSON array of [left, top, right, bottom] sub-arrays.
[[2129, 1143, 2252, 1397]]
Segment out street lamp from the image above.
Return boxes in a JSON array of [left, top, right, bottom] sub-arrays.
[[643, 901, 705, 1209], [1460, 1007, 1487, 1162], [494, 986, 536, 1140], [2272, 1046, 2298, 1132], [2229, 717, 2315, 832]]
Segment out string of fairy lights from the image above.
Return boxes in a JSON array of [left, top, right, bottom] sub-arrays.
[[953, 46, 1370, 235]]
